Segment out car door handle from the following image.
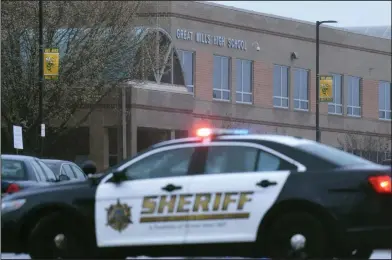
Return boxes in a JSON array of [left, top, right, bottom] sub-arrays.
[[162, 184, 182, 192], [256, 179, 277, 188]]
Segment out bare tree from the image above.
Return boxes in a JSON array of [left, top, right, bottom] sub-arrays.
[[1, 1, 167, 154], [337, 133, 391, 163]]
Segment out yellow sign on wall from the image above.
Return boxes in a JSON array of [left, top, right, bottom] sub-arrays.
[[319, 75, 333, 102], [43, 48, 59, 80]]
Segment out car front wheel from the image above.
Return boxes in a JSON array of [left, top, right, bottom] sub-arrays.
[[27, 212, 95, 259]]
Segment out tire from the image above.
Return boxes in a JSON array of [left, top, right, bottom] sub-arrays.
[[344, 248, 373, 259], [27, 211, 94, 259], [259, 211, 330, 258]]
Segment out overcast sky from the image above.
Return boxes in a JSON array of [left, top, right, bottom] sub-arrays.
[[211, 1, 391, 27]]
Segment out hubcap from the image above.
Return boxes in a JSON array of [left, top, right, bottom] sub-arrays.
[[54, 233, 66, 250]]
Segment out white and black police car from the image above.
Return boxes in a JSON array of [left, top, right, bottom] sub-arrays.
[[2, 128, 391, 259]]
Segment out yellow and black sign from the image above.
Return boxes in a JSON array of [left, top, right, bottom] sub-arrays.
[[43, 48, 59, 80], [106, 199, 133, 232], [139, 191, 254, 223], [319, 75, 333, 102]]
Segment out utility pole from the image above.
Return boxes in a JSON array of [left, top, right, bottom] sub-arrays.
[[38, 0, 44, 156], [315, 20, 337, 143]]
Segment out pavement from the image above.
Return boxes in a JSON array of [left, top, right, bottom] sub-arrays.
[[1, 250, 391, 259]]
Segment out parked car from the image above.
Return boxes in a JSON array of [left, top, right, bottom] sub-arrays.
[[1, 154, 69, 195], [41, 159, 88, 181]]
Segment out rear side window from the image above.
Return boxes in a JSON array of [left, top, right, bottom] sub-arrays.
[[204, 146, 258, 174], [257, 151, 297, 171], [1, 159, 28, 181], [297, 143, 377, 167]]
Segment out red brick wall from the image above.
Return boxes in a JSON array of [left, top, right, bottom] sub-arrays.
[[253, 61, 273, 108], [194, 51, 213, 101], [362, 79, 379, 119]]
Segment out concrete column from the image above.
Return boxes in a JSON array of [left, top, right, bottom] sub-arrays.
[[170, 130, 175, 139], [89, 111, 108, 171], [129, 108, 138, 156]]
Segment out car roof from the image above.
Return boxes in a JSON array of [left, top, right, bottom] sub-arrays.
[[1, 154, 39, 161], [153, 134, 315, 148], [41, 159, 74, 164]]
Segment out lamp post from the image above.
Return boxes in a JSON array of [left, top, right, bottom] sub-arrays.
[[38, 0, 44, 155], [316, 20, 337, 143]]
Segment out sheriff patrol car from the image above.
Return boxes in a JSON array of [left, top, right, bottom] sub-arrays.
[[2, 128, 391, 259]]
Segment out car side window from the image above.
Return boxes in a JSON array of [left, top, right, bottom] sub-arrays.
[[71, 165, 87, 180], [257, 150, 297, 171], [124, 147, 195, 180], [30, 160, 49, 181], [204, 146, 258, 174], [62, 164, 77, 179]]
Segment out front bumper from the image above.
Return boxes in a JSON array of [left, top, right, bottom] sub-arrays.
[[345, 226, 392, 250]]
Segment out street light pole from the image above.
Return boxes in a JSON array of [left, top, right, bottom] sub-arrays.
[[315, 20, 337, 143], [38, 0, 44, 155]]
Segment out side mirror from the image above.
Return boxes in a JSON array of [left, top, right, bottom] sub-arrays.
[[112, 169, 127, 184], [58, 174, 71, 182]]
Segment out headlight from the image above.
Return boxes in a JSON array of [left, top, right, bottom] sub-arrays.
[[1, 199, 26, 213]]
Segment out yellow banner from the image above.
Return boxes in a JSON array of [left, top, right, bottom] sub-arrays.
[[319, 75, 333, 102], [44, 48, 59, 80]]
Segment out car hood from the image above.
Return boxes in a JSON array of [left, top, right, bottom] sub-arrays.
[[2, 179, 92, 201]]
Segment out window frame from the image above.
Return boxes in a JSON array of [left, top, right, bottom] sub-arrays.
[[328, 73, 343, 115], [236, 59, 253, 104], [202, 145, 297, 175], [378, 81, 391, 121], [102, 142, 306, 183], [273, 64, 289, 109], [213, 55, 231, 101], [346, 75, 361, 117], [293, 68, 309, 111], [177, 49, 195, 94]]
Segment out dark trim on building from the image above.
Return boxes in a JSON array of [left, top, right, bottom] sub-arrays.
[[137, 12, 391, 56], [85, 103, 391, 138]]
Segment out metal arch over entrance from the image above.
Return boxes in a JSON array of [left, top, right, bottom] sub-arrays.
[[134, 26, 187, 89]]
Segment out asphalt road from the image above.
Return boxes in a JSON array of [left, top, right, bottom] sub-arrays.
[[1, 250, 391, 259]]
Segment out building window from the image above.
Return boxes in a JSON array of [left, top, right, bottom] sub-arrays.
[[177, 50, 194, 93], [379, 81, 391, 120], [213, 55, 230, 101], [273, 65, 289, 108], [236, 59, 252, 103], [328, 74, 343, 115], [293, 68, 309, 111], [347, 76, 361, 117]]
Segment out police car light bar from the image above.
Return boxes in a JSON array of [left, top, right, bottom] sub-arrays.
[[196, 128, 249, 137]]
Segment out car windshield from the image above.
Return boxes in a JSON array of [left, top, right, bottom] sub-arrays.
[[1, 159, 28, 181], [297, 143, 377, 167], [37, 160, 58, 181]]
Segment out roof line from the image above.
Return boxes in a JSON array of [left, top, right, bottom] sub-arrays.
[[199, 1, 391, 40]]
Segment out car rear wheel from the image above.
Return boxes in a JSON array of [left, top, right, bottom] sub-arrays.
[[260, 211, 330, 258], [27, 212, 94, 259]]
